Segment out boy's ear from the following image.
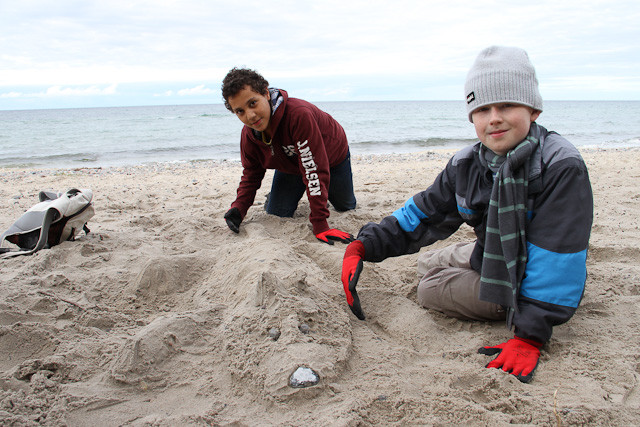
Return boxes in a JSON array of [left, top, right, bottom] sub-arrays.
[[531, 110, 541, 122]]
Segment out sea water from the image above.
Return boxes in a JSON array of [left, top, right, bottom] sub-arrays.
[[0, 101, 638, 169]]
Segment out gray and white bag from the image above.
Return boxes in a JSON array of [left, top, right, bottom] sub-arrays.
[[1, 188, 95, 258]]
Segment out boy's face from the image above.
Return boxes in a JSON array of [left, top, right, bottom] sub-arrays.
[[471, 103, 541, 156], [227, 85, 271, 132]]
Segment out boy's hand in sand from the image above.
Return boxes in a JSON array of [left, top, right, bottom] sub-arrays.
[[224, 207, 242, 233], [315, 228, 355, 245], [478, 336, 542, 383], [341, 240, 366, 320]]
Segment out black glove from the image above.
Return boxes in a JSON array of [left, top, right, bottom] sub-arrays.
[[224, 207, 242, 233]]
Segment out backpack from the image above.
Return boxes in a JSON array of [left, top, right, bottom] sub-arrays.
[[0, 188, 95, 258]]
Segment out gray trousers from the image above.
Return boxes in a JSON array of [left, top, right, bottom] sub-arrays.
[[417, 242, 505, 321]]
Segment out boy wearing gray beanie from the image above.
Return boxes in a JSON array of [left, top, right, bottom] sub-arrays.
[[341, 46, 593, 383]]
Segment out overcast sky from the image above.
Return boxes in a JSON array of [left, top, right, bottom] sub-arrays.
[[1, 0, 639, 110]]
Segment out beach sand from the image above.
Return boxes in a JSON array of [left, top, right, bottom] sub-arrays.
[[0, 148, 639, 425]]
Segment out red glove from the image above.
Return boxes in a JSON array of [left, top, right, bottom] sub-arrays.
[[478, 335, 542, 383], [316, 228, 354, 245], [341, 240, 365, 320]]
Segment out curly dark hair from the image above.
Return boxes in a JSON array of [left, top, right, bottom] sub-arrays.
[[221, 68, 269, 111]]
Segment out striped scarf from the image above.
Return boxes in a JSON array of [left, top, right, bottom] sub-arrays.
[[478, 128, 540, 328]]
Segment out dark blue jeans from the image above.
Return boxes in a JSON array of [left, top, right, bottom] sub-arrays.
[[265, 151, 357, 217]]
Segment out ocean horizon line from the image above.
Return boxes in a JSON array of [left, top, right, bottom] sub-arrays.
[[2, 99, 640, 113]]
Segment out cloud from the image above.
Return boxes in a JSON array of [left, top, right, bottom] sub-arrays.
[[176, 85, 216, 96], [542, 76, 640, 100], [0, 92, 24, 99], [1, 0, 639, 108], [44, 84, 118, 96], [0, 84, 118, 99], [153, 84, 217, 97]]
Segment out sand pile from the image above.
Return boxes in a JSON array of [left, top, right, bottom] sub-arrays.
[[0, 149, 638, 425]]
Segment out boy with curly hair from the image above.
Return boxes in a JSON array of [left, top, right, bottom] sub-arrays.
[[222, 68, 356, 245]]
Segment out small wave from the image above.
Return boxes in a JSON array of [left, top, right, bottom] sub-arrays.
[[200, 113, 227, 118], [0, 152, 98, 168], [114, 143, 235, 156], [353, 137, 476, 148]]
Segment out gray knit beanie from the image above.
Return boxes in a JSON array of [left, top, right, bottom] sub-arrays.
[[465, 46, 543, 122]]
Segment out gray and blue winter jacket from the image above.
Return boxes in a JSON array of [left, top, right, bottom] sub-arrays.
[[357, 124, 593, 343]]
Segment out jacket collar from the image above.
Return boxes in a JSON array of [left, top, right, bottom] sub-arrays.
[[251, 88, 288, 141]]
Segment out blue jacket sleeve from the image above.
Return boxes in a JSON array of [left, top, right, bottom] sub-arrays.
[[357, 159, 465, 262], [514, 156, 593, 343]]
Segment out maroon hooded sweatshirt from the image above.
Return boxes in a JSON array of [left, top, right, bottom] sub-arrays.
[[230, 89, 349, 234]]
